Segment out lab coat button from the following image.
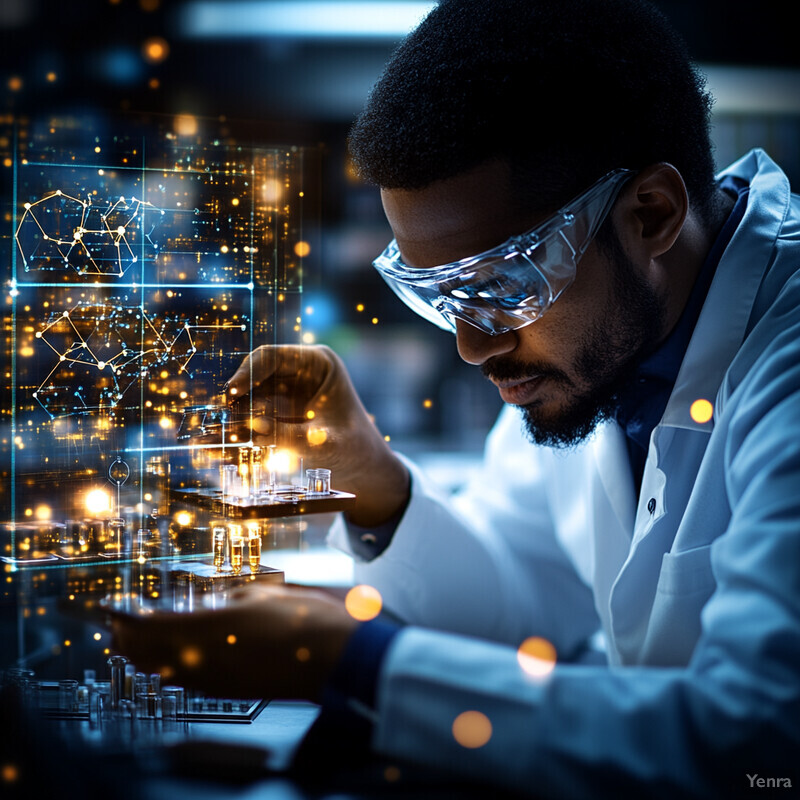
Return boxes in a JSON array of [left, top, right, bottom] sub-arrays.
[[647, 497, 657, 514]]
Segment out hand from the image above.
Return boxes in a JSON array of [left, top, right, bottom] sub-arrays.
[[109, 583, 359, 703], [226, 345, 410, 526]]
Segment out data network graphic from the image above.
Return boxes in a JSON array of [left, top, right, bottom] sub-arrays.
[[1, 114, 319, 528]]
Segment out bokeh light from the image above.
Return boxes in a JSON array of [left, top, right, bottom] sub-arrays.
[[85, 488, 112, 515], [142, 36, 169, 63], [690, 398, 714, 424], [516, 636, 557, 678], [345, 584, 382, 621], [452, 710, 492, 748]]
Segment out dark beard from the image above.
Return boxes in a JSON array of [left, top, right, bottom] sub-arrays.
[[482, 229, 666, 449]]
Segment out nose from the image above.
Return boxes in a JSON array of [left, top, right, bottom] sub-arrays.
[[455, 319, 517, 365]]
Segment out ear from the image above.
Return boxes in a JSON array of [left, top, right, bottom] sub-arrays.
[[616, 163, 688, 260]]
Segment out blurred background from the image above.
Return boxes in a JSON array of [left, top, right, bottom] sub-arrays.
[[2, 0, 799, 478]]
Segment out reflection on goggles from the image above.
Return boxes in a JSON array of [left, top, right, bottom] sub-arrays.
[[373, 168, 633, 335]]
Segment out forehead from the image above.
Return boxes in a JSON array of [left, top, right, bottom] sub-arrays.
[[380, 160, 543, 269]]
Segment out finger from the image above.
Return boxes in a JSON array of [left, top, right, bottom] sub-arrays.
[[226, 346, 314, 399]]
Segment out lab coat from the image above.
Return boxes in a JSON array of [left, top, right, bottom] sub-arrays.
[[328, 149, 800, 796]]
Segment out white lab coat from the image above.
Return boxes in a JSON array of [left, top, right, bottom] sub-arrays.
[[328, 149, 800, 796]]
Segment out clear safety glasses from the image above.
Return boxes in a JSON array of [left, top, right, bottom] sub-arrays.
[[372, 168, 634, 335]]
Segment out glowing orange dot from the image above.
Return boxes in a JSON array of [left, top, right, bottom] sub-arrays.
[[371, 317, 379, 325], [356, 303, 365, 312], [306, 427, 328, 446], [148, 77, 160, 90], [690, 398, 714, 424], [296, 647, 310, 662], [143, 36, 169, 63], [345, 584, 382, 621], [305, 409, 315, 420], [174, 113, 198, 137], [180, 646, 202, 667], [384, 766, 401, 782], [46, 72, 57, 83], [517, 636, 557, 678], [452, 710, 492, 748], [1, 764, 19, 783], [423, 399, 433, 409], [226, 634, 237, 645], [294, 241, 311, 258], [8, 76, 22, 92]]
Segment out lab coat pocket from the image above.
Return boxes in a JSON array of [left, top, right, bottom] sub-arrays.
[[656, 544, 715, 597], [641, 545, 717, 665]]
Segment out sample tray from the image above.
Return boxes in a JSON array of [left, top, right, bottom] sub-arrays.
[[171, 486, 356, 519]]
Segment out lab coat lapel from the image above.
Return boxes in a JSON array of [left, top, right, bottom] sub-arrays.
[[589, 423, 636, 647]]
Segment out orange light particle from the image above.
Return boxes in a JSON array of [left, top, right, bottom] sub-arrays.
[[452, 710, 492, 748], [517, 636, 557, 678], [180, 646, 202, 667], [345, 584, 382, 621], [143, 36, 170, 63], [690, 398, 714, 424]]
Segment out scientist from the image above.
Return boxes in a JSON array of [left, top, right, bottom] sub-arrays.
[[113, 0, 800, 795]]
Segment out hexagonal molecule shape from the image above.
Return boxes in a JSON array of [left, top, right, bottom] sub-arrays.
[[16, 190, 163, 276], [33, 301, 191, 417]]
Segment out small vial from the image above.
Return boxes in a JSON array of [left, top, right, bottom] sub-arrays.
[[124, 663, 137, 700], [161, 686, 185, 716], [212, 526, 227, 571], [136, 528, 150, 561], [107, 518, 124, 555], [267, 444, 278, 493], [250, 447, 263, 495], [221, 463, 241, 498], [58, 679, 79, 712], [229, 525, 243, 575], [107, 655, 128, 710], [306, 468, 331, 494], [133, 672, 149, 701], [238, 447, 252, 496], [247, 524, 262, 573], [137, 691, 160, 719]]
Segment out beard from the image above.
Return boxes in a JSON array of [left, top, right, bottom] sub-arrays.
[[481, 230, 666, 449]]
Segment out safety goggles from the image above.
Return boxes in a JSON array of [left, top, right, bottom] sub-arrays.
[[372, 168, 633, 335]]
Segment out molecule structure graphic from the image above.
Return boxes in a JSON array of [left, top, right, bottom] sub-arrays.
[[15, 190, 164, 276], [33, 300, 248, 417]]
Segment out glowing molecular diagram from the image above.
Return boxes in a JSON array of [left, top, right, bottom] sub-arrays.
[[15, 190, 164, 276], [33, 300, 248, 417]]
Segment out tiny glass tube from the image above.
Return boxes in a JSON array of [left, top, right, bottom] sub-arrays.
[[251, 447, 263, 496], [247, 524, 262, 573], [161, 686, 185, 716], [107, 655, 128, 710], [267, 444, 277, 493], [212, 526, 227, 571], [137, 528, 150, 560], [238, 447, 251, 495], [108, 518, 125, 554], [221, 463, 240, 498], [58, 679, 79, 712], [306, 468, 331, 494], [229, 525, 244, 575]]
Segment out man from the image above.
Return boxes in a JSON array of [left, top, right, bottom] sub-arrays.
[[113, 0, 800, 795]]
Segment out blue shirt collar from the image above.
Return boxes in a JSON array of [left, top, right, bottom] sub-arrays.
[[615, 175, 750, 487]]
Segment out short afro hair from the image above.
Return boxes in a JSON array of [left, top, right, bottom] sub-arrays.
[[348, 0, 718, 222]]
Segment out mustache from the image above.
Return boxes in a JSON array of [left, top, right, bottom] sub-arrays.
[[480, 355, 570, 386]]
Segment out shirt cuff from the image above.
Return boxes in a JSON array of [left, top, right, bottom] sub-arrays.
[[326, 617, 402, 711], [342, 481, 411, 561]]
